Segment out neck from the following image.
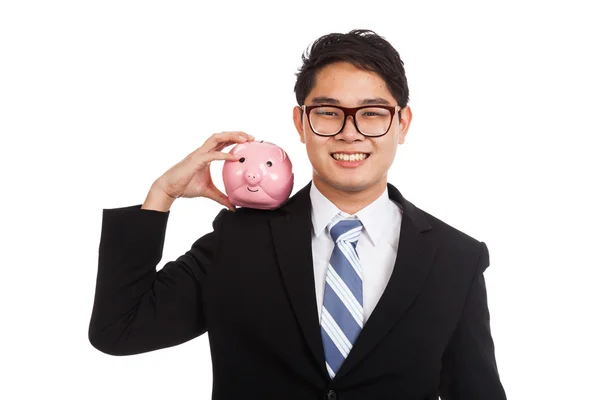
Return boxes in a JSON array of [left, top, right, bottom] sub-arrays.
[[313, 175, 387, 215]]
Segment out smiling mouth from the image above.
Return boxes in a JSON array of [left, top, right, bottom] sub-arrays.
[[330, 153, 371, 161], [247, 187, 259, 192]]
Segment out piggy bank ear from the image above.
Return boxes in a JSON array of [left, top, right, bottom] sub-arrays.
[[275, 148, 287, 162], [232, 143, 248, 155]]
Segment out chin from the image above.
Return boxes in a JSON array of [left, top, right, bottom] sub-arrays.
[[318, 175, 375, 193]]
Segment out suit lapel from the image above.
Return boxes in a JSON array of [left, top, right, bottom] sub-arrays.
[[269, 182, 329, 379], [335, 183, 438, 380], [270, 182, 438, 382]]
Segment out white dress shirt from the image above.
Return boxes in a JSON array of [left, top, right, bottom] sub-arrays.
[[310, 184, 403, 324]]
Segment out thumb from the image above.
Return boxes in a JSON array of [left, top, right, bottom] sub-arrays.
[[204, 184, 236, 212]]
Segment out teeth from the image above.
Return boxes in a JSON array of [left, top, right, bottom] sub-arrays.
[[332, 153, 368, 161]]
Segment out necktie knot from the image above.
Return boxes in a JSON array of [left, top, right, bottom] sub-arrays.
[[329, 218, 362, 244]]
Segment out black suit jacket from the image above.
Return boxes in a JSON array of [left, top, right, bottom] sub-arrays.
[[89, 182, 507, 399]]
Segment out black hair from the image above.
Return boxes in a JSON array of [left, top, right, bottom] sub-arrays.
[[294, 29, 409, 108]]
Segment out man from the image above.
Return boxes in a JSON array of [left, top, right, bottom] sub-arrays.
[[89, 29, 507, 399]]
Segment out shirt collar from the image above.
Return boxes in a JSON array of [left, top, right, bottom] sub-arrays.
[[310, 183, 393, 245]]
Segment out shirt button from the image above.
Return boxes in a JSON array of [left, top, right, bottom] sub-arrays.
[[326, 389, 337, 400]]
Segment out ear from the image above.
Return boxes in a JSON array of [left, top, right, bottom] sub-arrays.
[[232, 143, 248, 155], [398, 105, 413, 145], [275, 147, 287, 162], [293, 106, 306, 144]]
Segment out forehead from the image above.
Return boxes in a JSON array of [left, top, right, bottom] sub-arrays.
[[307, 61, 394, 105]]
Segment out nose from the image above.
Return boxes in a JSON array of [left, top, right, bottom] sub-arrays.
[[337, 115, 363, 142], [245, 169, 262, 185]]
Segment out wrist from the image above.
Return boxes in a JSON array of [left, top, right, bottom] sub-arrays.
[[141, 184, 176, 212]]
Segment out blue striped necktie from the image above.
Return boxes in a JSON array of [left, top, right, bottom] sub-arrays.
[[320, 217, 364, 379]]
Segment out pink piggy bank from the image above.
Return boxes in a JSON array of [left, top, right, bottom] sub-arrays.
[[222, 140, 294, 210]]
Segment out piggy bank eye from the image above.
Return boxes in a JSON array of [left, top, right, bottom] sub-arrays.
[[266, 161, 273, 167], [239, 157, 246, 163]]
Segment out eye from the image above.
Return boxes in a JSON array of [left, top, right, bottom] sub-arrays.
[[239, 157, 245, 163], [266, 161, 272, 167]]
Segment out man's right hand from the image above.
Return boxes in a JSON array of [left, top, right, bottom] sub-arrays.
[[141, 131, 254, 212]]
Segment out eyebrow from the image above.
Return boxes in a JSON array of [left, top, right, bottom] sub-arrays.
[[309, 96, 391, 106]]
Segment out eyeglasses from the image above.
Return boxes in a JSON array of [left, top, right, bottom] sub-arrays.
[[302, 104, 401, 137]]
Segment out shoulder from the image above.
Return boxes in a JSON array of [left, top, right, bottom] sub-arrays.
[[212, 205, 286, 232], [214, 182, 312, 228], [388, 183, 483, 249], [423, 205, 481, 245], [403, 198, 486, 262], [403, 200, 492, 280]]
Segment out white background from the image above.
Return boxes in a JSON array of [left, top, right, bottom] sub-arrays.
[[1, 0, 598, 398]]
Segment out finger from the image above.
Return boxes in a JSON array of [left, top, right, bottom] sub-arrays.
[[201, 151, 242, 164], [200, 131, 255, 153], [184, 150, 240, 173], [204, 185, 236, 212], [214, 140, 242, 152], [188, 142, 229, 162]]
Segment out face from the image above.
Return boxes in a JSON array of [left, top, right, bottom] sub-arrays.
[[293, 61, 412, 198]]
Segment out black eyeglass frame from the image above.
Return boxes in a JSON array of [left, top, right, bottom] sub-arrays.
[[302, 104, 402, 137]]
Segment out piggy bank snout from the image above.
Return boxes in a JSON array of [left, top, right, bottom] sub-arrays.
[[244, 168, 262, 185]]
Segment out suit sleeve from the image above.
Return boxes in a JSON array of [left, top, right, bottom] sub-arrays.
[[88, 205, 226, 356], [439, 242, 507, 399]]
